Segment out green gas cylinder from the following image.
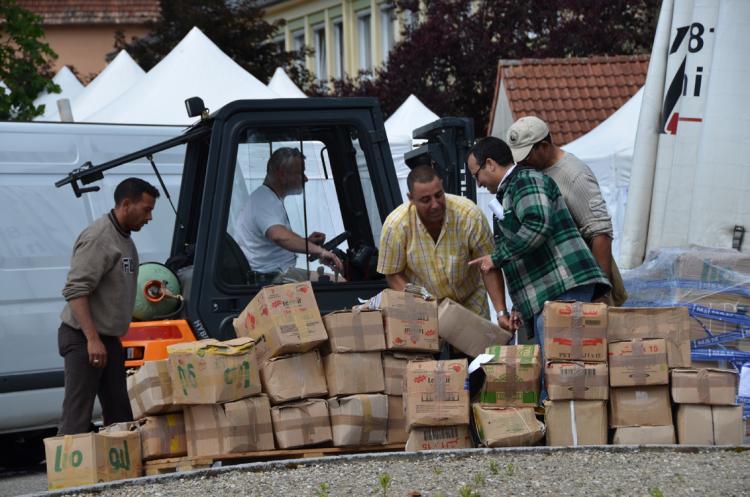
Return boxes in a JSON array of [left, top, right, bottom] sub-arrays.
[[132, 262, 183, 321]]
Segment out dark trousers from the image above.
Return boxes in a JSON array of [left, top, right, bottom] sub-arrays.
[[57, 323, 133, 435]]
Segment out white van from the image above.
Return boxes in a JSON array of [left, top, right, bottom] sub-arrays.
[[0, 121, 184, 465]]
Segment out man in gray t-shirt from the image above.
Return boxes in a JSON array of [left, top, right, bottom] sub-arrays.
[[506, 116, 627, 306], [234, 147, 342, 278]]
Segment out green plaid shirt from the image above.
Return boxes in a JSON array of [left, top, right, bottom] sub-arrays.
[[491, 168, 610, 320]]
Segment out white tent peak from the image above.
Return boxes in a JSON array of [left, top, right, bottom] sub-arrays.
[[33, 66, 85, 120], [86, 27, 279, 125], [385, 94, 440, 141], [268, 67, 306, 98], [64, 50, 145, 121]]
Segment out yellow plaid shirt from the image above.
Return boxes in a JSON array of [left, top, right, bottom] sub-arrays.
[[377, 194, 495, 317]]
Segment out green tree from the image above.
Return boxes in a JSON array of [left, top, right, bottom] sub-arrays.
[[325, 0, 659, 131], [0, 0, 59, 120], [113, 0, 315, 91]]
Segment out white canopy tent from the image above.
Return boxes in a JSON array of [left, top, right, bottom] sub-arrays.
[[33, 67, 84, 120], [562, 87, 643, 260], [385, 94, 440, 199], [66, 51, 145, 122], [86, 27, 279, 125], [267, 67, 306, 98]]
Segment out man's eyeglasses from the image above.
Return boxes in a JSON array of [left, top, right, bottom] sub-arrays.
[[472, 160, 487, 180]]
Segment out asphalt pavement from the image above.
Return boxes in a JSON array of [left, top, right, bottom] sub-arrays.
[[0, 465, 47, 497]]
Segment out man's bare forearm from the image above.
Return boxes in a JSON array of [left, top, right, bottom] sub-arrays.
[[590, 235, 612, 279], [482, 269, 507, 313], [267, 226, 325, 256], [385, 272, 408, 291]]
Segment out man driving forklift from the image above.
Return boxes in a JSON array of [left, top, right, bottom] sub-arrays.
[[234, 147, 343, 284]]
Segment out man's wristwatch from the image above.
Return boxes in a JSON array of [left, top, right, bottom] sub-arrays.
[[496, 309, 509, 318]]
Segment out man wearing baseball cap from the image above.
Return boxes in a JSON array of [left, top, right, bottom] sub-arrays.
[[506, 116, 627, 306]]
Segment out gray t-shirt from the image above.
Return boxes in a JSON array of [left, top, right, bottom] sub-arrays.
[[235, 184, 297, 273], [544, 153, 613, 243]]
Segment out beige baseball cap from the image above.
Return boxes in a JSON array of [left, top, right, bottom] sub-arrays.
[[506, 116, 550, 163]]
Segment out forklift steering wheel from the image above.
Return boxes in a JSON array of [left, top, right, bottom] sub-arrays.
[[308, 230, 350, 262]]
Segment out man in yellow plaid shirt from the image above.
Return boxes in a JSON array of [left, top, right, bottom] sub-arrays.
[[377, 166, 511, 328]]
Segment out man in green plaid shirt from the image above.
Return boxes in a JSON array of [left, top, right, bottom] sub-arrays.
[[468, 137, 610, 347]]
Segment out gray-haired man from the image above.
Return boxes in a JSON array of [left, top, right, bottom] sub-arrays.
[[235, 147, 342, 282]]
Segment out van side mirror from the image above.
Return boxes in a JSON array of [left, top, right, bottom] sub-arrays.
[[185, 97, 208, 119]]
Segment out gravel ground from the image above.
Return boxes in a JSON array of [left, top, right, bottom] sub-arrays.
[[40, 446, 749, 497]]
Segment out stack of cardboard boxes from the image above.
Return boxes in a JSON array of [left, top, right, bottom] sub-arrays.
[[542, 301, 609, 445], [473, 344, 546, 447], [403, 358, 472, 450], [673, 368, 743, 444], [608, 307, 744, 445], [234, 282, 333, 449], [607, 307, 685, 444], [167, 337, 272, 456], [45, 281, 747, 489]]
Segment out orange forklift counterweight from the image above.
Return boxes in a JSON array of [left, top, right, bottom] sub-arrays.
[[120, 319, 195, 368]]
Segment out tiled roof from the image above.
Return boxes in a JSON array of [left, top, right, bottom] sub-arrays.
[[491, 55, 649, 144], [17, 1, 160, 25]]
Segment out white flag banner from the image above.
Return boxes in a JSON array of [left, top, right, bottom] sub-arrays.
[[620, 0, 750, 268]]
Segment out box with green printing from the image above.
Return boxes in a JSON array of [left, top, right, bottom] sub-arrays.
[[480, 344, 541, 407]]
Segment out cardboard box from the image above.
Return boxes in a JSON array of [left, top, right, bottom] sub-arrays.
[[44, 432, 142, 490], [139, 414, 187, 460], [671, 368, 739, 405], [386, 396, 408, 444], [329, 394, 388, 446], [261, 350, 328, 404], [608, 338, 668, 387], [382, 352, 433, 396], [545, 361, 609, 400], [607, 307, 692, 368], [360, 289, 439, 352], [404, 359, 470, 429], [543, 301, 608, 362], [271, 399, 332, 449], [127, 359, 180, 419], [676, 404, 744, 445], [609, 386, 673, 427], [323, 351, 384, 396], [233, 282, 328, 361], [472, 405, 545, 447], [184, 396, 274, 457], [405, 425, 473, 451], [437, 298, 512, 357], [544, 400, 608, 446], [104, 414, 188, 460], [613, 425, 676, 445], [323, 309, 386, 352], [167, 337, 261, 404], [479, 345, 541, 407]]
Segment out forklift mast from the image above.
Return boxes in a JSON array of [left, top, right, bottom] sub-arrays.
[[403, 117, 476, 201]]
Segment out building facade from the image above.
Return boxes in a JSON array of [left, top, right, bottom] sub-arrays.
[[16, 0, 159, 79], [261, 0, 415, 81]]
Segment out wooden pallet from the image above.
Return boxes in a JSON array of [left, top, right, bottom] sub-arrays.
[[144, 444, 406, 476]]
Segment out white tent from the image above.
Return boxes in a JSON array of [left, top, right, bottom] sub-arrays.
[[562, 87, 643, 260], [33, 67, 84, 120], [267, 67, 306, 98], [385, 94, 440, 187], [67, 51, 146, 122], [86, 27, 279, 125], [385, 94, 439, 145]]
